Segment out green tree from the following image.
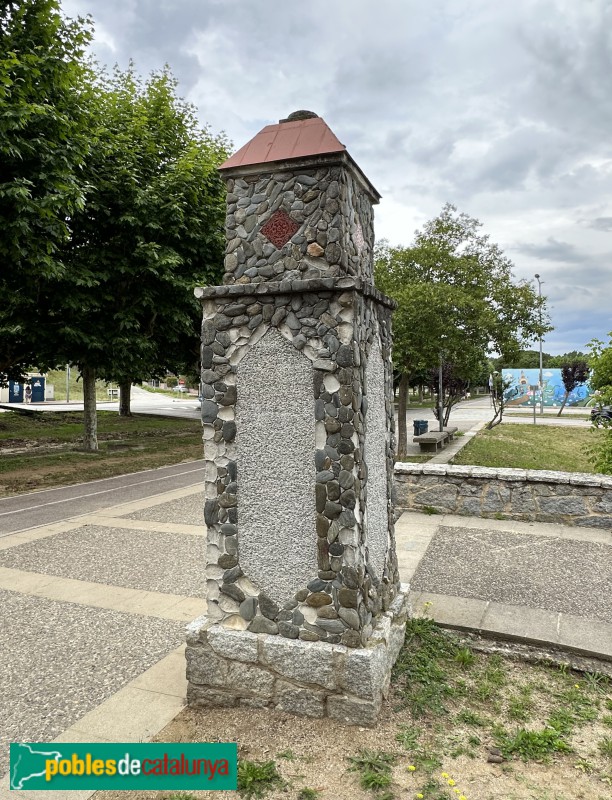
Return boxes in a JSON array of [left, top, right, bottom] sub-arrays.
[[548, 350, 589, 368], [0, 0, 92, 384], [492, 349, 552, 370], [557, 359, 590, 417], [375, 205, 548, 458], [585, 334, 612, 474], [588, 333, 612, 393], [53, 65, 229, 447], [426, 362, 471, 428]]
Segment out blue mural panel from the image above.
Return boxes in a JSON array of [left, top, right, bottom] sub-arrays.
[[501, 368, 592, 408]]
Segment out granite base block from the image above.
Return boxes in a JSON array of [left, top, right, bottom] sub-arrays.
[[186, 589, 410, 726]]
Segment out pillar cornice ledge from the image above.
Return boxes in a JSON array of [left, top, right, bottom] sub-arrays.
[[195, 276, 396, 310]]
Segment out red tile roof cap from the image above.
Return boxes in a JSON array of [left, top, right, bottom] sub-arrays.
[[220, 112, 346, 170]]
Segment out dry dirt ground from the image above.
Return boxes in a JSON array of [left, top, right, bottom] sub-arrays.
[[93, 622, 612, 800]]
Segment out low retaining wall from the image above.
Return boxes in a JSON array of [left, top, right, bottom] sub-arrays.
[[394, 464, 612, 530]]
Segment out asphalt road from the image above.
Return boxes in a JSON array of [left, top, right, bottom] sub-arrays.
[[1, 385, 202, 421], [0, 460, 205, 536], [0, 393, 588, 536]]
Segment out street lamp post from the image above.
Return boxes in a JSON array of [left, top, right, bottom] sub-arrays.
[[535, 274, 544, 415], [438, 353, 444, 433]]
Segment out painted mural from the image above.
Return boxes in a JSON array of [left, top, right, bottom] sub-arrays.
[[501, 368, 592, 408]]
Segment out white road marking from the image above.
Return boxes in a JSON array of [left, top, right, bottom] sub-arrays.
[[0, 466, 205, 518]]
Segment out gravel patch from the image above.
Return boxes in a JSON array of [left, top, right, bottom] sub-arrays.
[[0, 589, 183, 777], [0, 525, 206, 597], [412, 525, 612, 622]]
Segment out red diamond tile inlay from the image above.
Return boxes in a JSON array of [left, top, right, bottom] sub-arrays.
[[261, 210, 300, 249]]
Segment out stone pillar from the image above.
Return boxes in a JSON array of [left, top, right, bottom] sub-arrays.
[[187, 111, 409, 725]]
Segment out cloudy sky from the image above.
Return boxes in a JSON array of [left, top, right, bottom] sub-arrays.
[[61, 0, 612, 354]]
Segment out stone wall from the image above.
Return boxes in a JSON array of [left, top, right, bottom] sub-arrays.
[[395, 463, 612, 530], [186, 590, 409, 725]]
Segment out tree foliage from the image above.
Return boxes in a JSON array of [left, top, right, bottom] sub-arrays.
[[1, 1, 229, 449], [492, 349, 590, 370], [557, 359, 590, 417], [588, 332, 612, 394], [0, 0, 93, 383], [427, 363, 471, 427], [375, 204, 549, 456], [585, 333, 612, 474], [53, 65, 229, 423]]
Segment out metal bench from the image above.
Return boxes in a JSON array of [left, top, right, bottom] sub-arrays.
[[413, 426, 459, 453]]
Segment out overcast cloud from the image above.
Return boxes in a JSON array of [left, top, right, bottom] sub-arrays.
[[61, 0, 612, 353]]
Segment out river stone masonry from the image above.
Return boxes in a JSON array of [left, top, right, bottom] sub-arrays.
[[395, 463, 612, 530], [188, 111, 409, 724]]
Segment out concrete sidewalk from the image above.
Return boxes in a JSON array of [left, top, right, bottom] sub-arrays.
[[396, 510, 612, 662], [0, 483, 207, 799], [1, 482, 611, 797]]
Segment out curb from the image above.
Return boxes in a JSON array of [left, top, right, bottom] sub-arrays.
[[411, 591, 612, 665]]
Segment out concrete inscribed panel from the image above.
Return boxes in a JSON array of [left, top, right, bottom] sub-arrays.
[[364, 339, 388, 579], [236, 329, 317, 605]]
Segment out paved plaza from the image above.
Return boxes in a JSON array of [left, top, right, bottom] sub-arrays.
[[0, 472, 610, 798]]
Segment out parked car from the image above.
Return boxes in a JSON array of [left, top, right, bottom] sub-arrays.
[[590, 405, 612, 425], [172, 385, 188, 393]]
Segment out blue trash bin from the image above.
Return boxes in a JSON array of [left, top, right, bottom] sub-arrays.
[[413, 420, 428, 436]]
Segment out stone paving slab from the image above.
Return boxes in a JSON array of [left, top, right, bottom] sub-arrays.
[[410, 525, 612, 623], [558, 613, 612, 659], [81, 514, 205, 536], [122, 491, 205, 527], [0, 525, 206, 597], [0, 589, 184, 777], [0, 566, 203, 621], [411, 591, 489, 630]]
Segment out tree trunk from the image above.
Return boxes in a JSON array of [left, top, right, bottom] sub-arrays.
[[119, 380, 132, 416], [418, 384, 424, 402], [397, 372, 409, 461], [444, 399, 452, 427], [82, 365, 98, 452], [557, 391, 569, 417]]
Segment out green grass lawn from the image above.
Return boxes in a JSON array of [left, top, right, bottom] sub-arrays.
[[453, 423, 601, 473], [0, 411, 203, 496], [45, 369, 118, 402]]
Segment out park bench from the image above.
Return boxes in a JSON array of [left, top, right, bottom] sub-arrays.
[[413, 426, 458, 453]]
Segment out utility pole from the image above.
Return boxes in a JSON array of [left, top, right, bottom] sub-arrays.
[[535, 274, 544, 415], [438, 354, 444, 432]]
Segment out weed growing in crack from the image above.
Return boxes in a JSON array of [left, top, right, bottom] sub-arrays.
[[493, 724, 572, 761], [348, 750, 397, 792], [599, 737, 612, 760], [237, 759, 283, 799]]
